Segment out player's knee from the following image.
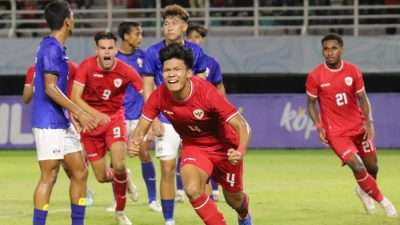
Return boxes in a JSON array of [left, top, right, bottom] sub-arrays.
[[184, 183, 203, 200], [346, 154, 366, 173], [70, 167, 88, 182], [41, 170, 59, 184], [112, 161, 126, 174], [161, 162, 176, 179]]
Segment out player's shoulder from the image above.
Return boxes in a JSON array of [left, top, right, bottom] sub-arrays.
[[308, 63, 325, 76], [343, 60, 361, 73], [206, 55, 219, 66], [116, 59, 138, 75], [68, 61, 78, 69], [38, 36, 62, 54], [135, 48, 146, 56], [184, 40, 202, 52], [192, 76, 214, 90], [79, 56, 96, 67], [27, 64, 35, 73], [147, 40, 164, 52]]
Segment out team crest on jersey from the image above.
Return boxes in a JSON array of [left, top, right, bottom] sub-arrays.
[[114, 78, 122, 88], [137, 58, 144, 68], [344, 76, 353, 86], [193, 109, 204, 120]]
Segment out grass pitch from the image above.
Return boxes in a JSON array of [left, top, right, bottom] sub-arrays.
[[0, 150, 399, 225]]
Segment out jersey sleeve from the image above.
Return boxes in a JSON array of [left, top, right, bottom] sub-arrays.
[[68, 61, 78, 81], [74, 61, 89, 86], [305, 72, 319, 98], [128, 66, 143, 92], [142, 89, 161, 121], [143, 47, 157, 77], [192, 46, 207, 74], [206, 85, 238, 122], [353, 65, 365, 93], [24, 65, 35, 86], [208, 57, 223, 85], [43, 44, 63, 76]]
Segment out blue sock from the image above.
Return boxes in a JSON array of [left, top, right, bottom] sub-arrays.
[[176, 157, 183, 190], [71, 203, 85, 225], [33, 208, 48, 225], [161, 199, 174, 221], [141, 161, 157, 203], [211, 178, 218, 191]]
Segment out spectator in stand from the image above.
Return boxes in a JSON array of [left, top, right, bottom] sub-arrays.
[[384, 0, 400, 34]]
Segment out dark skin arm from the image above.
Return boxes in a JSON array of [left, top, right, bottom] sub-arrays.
[[307, 95, 328, 144], [356, 89, 374, 140]]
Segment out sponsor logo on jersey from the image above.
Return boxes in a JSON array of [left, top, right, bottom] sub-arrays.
[[344, 76, 353, 86], [114, 78, 122, 88], [93, 73, 104, 78], [137, 58, 143, 68], [320, 83, 331, 88], [193, 109, 204, 120]]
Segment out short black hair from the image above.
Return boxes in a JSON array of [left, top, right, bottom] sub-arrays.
[[118, 21, 141, 40], [187, 24, 207, 37], [162, 4, 189, 22], [159, 43, 193, 69], [44, 0, 72, 31], [321, 33, 344, 47], [94, 31, 117, 45]]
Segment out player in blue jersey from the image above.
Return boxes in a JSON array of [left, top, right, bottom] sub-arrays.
[[105, 21, 161, 213], [142, 4, 207, 225], [182, 23, 226, 202], [31, 1, 96, 225]]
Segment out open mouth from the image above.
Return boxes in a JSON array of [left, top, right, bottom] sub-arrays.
[[103, 56, 111, 62], [167, 80, 178, 84]]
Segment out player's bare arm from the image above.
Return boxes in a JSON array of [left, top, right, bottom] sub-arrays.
[[44, 73, 96, 130], [143, 75, 164, 137], [22, 85, 34, 104], [71, 82, 110, 126], [227, 113, 251, 165], [127, 117, 152, 157], [356, 90, 375, 140], [306, 95, 328, 144]]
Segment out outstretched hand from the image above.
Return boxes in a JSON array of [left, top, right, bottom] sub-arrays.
[[127, 135, 143, 157]]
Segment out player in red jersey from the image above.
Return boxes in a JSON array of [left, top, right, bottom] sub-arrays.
[[128, 44, 253, 225], [71, 31, 143, 225], [306, 33, 397, 217]]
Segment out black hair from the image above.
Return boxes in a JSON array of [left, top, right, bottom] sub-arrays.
[[162, 4, 189, 22], [44, 0, 72, 31], [321, 33, 344, 47], [94, 31, 117, 45], [187, 23, 207, 37], [118, 21, 141, 40], [159, 43, 193, 69]]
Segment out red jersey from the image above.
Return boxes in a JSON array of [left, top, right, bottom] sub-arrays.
[[306, 60, 365, 136], [74, 56, 143, 116], [143, 76, 239, 151], [25, 62, 77, 97]]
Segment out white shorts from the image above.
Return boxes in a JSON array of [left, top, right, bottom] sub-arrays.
[[33, 125, 81, 161], [125, 119, 139, 137], [154, 122, 181, 160]]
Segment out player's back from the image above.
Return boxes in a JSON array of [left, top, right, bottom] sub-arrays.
[[306, 61, 364, 136], [32, 36, 69, 129], [154, 76, 238, 151]]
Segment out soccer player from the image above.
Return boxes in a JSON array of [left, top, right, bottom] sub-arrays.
[[31, 1, 96, 225], [113, 21, 161, 212], [71, 31, 143, 225], [142, 4, 207, 224], [306, 33, 398, 217], [128, 44, 253, 225], [23, 63, 95, 207]]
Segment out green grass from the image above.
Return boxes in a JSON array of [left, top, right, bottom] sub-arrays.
[[0, 150, 399, 225]]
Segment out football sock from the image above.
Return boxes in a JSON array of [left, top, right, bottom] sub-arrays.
[[236, 193, 249, 219], [112, 172, 128, 211], [190, 194, 227, 225], [176, 157, 183, 190], [141, 161, 157, 203], [33, 208, 48, 225], [354, 169, 383, 202], [71, 203, 85, 225], [211, 178, 218, 192], [161, 199, 174, 222]]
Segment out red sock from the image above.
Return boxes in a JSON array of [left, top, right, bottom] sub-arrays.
[[237, 193, 249, 219], [112, 172, 127, 211], [190, 194, 227, 225], [355, 169, 383, 202]]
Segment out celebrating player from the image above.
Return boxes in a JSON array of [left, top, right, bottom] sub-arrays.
[[71, 31, 143, 225], [31, 1, 96, 225], [129, 44, 253, 225], [306, 33, 397, 217], [142, 4, 207, 224]]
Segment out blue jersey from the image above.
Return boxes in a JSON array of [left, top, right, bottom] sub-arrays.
[[204, 55, 223, 85], [32, 36, 69, 129], [143, 40, 207, 123], [117, 49, 146, 120]]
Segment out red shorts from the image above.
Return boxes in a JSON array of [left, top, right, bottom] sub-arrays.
[[327, 130, 376, 165], [81, 114, 127, 161], [180, 146, 243, 193]]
